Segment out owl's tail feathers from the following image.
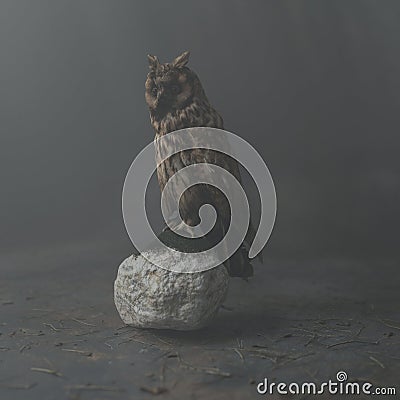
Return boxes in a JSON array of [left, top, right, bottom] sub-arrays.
[[225, 246, 253, 279]]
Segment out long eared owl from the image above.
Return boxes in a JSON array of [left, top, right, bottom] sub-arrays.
[[145, 51, 255, 278]]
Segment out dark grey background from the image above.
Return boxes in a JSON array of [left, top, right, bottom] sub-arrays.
[[1, 0, 399, 261]]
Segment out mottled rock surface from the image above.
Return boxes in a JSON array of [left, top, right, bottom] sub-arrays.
[[114, 251, 229, 330]]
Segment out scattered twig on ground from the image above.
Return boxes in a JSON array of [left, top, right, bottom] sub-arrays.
[[116, 325, 130, 331], [233, 348, 245, 362], [43, 323, 61, 332], [249, 347, 278, 363], [66, 384, 124, 392], [30, 367, 62, 377], [354, 324, 366, 338], [152, 350, 171, 362], [177, 353, 231, 378], [377, 318, 400, 331], [251, 344, 268, 349], [369, 356, 385, 369], [304, 334, 318, 347], [61, 349, 92, 356], [20, 329, 45, 337], [326, 321, 381, 348], [70, 318, 96, 327], [274, 333, 294, 342], [19, 343, 33, 353], [327, 339, 381, 349]]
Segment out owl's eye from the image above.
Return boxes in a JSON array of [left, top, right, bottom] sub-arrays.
[[170, 84, 180, 94], [151, 87, 158, 96]]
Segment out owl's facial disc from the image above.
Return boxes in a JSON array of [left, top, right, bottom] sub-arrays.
[[146, 69, 193, 117]]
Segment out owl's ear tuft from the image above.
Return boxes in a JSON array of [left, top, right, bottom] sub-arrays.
[[172, 51, 190, 68], [147, 54, 160, 71]]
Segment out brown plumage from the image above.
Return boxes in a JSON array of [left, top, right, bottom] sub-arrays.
[[145, 51, 254, 278]]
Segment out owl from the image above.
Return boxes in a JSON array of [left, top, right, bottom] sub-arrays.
[[145, 51, 255, 278]]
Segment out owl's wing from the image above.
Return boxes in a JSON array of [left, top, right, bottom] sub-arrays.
[[180, 146, 263, 260]]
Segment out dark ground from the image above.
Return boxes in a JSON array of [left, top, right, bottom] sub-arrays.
[[0, 241, 399, 400]]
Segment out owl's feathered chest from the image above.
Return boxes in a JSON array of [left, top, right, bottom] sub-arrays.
[[152, 99, 226, 192], [151, 98, 223, 137]]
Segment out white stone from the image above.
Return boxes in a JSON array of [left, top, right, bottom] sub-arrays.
[[114, 250, 229, 330]]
